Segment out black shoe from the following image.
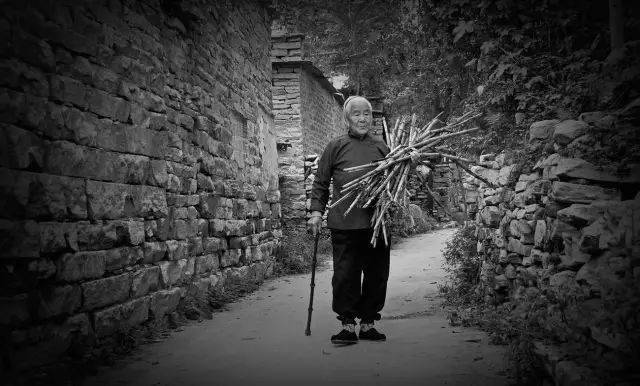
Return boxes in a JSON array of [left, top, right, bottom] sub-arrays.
[[359, 327, 386, 341], [331, 329, 358, 343]]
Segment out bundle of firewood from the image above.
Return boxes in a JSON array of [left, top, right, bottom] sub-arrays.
[[327, 112, 482, 246]]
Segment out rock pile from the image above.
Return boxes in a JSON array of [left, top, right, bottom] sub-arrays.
[[462, 99, 640, 381]]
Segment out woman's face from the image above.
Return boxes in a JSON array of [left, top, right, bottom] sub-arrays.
[[346, 99, 372, 136]]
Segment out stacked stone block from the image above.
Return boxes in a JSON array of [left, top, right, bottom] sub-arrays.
[[462, 101, 640, 359], [0, 0, 280, 369]]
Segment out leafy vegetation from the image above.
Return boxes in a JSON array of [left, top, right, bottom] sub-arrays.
[[440, 228, 640, 383], [439, 225, 481, 305], [273, 226, 332, 275], [275, 0, 640, 155]]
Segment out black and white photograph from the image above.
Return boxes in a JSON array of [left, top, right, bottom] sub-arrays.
[[1, 0, 639, 385]]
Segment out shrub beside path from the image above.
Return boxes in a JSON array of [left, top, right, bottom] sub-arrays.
[[86, 229, 509, 386]]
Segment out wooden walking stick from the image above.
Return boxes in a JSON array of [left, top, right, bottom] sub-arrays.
[[305, 231, 320, 336]]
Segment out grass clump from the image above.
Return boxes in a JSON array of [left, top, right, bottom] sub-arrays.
[[273, 225, 332, 276]]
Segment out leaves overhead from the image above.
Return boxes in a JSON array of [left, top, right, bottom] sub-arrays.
[[275, 0, 640, 154]]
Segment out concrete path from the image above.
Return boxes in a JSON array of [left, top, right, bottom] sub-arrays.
[[85, 229, 509, 386]]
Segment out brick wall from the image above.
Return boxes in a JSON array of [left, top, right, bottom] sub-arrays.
[[271, 29, 344, 222], [273, 65, 343, 222], [300, 69, 344, 157], [272, 64, 304, 219], [0, 0, 280, 369]]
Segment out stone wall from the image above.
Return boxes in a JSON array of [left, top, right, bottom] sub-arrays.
[[0, 0, 280, 369], [460, 99, 640, 379]]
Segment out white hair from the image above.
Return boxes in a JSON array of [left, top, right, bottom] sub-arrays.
[[342, 96, 372, 127]]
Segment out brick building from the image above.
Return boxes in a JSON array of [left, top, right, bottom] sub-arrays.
[[0, 0, 280, 369], [271, 32, 345, 222]]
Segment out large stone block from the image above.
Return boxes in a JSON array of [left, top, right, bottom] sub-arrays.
[[497, 165, 517, 186], [103, 246, 142, 272], [506, 237, 532, 256], [534, 220, 547, 248], [469, 165, 500, 186], [549, 157, 640, 183], [56, 251, 105, 282], [553, 120, 588, 145], [113, 220, 145, 245], [131, 266, 161, 298], [229, 236, 252, 249], [557, 203, 605, 227], [43, 140, 151, 184], [551, 181, 620, 203], [81, 273, 132, 310], [157, 259, 190, 287], [209, 219, 252, 237], [39, 222, 79, 254], [479, 206, 503, 228], [529, 119, 559, 141], [143, 241, 167, 263], [195, 254, 220, 275], [203, 237, 227, 253], [86, 180, 168, 219], [199, 194, 229, 218], [148, 288, 181, 318], [166, 240, 189, 260], [87, 88, 130, 121], [50, 75, 87, 107], [0, 168, 87, 220], [509, 219, 533, 238], [77, 222, 118, 251], [93, 296, 150, 337]]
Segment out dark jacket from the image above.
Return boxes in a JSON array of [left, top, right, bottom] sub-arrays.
[[310, 130, 389, 229]]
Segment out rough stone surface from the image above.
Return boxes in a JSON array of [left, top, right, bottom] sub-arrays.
[[81, 273, 132, 310], [93, 296, 150, 337], [529, 119, 559, 141], [149, 288, 181, 318], [458, 130, 637, 384], [550, 157, 640, 183], [0, 0, 282, 368], [553, 120, 588, 145], [56, 252, 106, 282], [480, 206, 503, 227], [131, 266, 162, 298], [551, 182, 620, 203]]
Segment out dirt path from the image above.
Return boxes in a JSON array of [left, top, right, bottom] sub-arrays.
[[85, 229, 509, 386]]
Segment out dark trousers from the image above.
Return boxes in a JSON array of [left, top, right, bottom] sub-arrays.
[[330, 229, 390, 324]]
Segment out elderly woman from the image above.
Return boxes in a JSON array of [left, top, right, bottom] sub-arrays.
[[307, 96, 391, 343]]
